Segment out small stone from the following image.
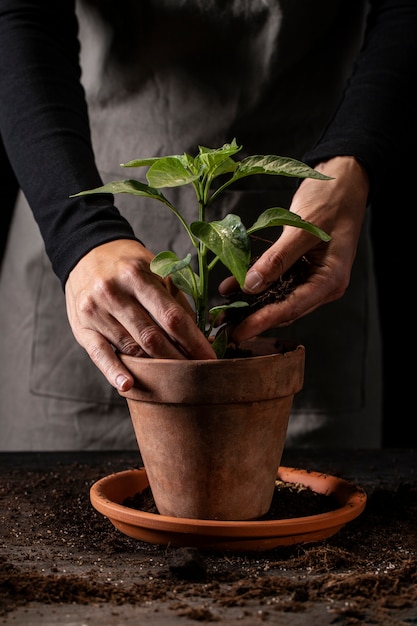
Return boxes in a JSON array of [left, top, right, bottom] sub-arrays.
[[169, 547, 207, 581]]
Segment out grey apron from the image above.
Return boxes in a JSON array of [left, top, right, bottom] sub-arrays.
[[0, 0, 381, 450]]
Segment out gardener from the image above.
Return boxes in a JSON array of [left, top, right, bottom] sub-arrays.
[[0, 0, 414, 450]]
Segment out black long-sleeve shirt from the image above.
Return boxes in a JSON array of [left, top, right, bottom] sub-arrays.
[[0, 0, 416, 285], [0, 0, 138, 280]]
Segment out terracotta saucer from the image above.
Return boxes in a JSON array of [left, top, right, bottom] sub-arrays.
[[90, 467, 366, 552]]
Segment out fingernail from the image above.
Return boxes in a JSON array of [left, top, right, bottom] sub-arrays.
[[116, 374, 129, 390], [244, 270, 265, 292]]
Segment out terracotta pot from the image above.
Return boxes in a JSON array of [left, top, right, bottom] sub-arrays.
[[118, 337, 305, 521]]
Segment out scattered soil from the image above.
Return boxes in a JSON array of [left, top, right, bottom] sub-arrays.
[[1, 451, 416, 624]]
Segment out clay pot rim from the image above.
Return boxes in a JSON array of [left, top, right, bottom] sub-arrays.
[[118, 338, 305, 366], [90, 466, 366, 542], [118, 337, 305, 403]]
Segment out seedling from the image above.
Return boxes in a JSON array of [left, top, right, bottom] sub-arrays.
[[72, 139, 331, 357]]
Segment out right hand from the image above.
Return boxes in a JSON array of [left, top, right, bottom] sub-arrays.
[[219, 156, 369, 342], [65, 239, 216, 392]]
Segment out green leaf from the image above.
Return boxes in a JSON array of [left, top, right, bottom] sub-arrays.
[[196, 140, 241, 177], [205, 155, 237, 179], [230, 155, 333, 183], [70, 179, 167, 202], [248, 207, 331, 242], [197, 139, 241, 160], [191, 214, 251, 287], [121, 154, 199, 188], [150, 251, 192, 277], [210, 301, 249, 316], [150, 251, 198, 297], [190, 140, 241, 185], [146, 157, 200, 188], [211, 327, 229, 359], [182, 152, 198, 172], [121, 156, 173, 168], [209, 300, 249, 321]]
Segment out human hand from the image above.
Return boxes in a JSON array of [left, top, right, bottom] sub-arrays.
[[65, 239, 216, 392], [218, 156, 370, 343]]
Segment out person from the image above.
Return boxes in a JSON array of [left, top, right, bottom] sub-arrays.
[[0, 0, 415, 450]]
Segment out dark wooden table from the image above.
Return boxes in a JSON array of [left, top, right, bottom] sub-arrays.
[[1, 448, 416, 625]]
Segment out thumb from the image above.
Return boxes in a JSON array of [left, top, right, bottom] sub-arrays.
[[243, 268, 267, 294]]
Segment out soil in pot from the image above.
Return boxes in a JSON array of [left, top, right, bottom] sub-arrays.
[[122, 477, 338, 519]]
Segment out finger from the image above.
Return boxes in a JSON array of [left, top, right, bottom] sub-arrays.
[[164, 278, 196, 316], [218, 275, 240, 296], [71, 271, 215, 360], [242, 230, 322, 295], [129, 276, 217, 360], [114, 298, 190, 358], [80, 328, 136, 391], [79, 300, 193, 361]]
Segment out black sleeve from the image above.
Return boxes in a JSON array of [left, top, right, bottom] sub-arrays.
[[0, 135, 18, 269], [303, 0, 417, 199], [0, 0, 138, 287]]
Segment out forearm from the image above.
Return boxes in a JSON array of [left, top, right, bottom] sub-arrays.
[[0, 0, 137, 286]]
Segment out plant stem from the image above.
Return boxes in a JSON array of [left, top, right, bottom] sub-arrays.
[[195, 242, 209, 332]]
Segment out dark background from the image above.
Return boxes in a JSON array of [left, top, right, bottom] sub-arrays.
[[371, 163, 413, 447]]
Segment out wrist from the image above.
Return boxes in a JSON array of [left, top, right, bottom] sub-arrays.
[[313, 156, 370, 201]]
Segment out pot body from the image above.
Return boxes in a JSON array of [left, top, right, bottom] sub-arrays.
[[119, 337, 305, 520]]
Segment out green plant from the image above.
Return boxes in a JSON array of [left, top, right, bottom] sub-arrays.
[[72, 139, 331, 357]]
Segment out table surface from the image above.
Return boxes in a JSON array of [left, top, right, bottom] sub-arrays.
[[1, 448, 416, 625]]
